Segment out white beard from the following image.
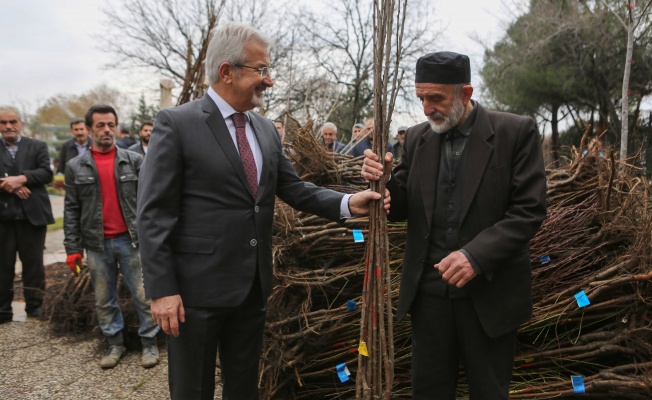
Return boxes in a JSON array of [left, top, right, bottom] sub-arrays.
[[428, 97, 465, 134]]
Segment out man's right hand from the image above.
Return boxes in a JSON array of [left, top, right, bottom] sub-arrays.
[[66, 253, 83, 274], [361, 149, 393, 183], [151, 295, 185, 337]]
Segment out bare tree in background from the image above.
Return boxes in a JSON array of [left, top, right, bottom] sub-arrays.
[[295, 0, 438, 140], [100, 0, 226, 105]]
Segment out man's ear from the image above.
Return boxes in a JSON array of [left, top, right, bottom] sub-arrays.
[[461, 85, 474, 104], [219, 62, 233, 84]]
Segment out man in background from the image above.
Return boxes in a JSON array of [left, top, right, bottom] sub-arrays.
[[320, 122, 344, 153], [58, 118, 90, 175], [393, 125, 407, 162], [0, 106, 53, 323], [349, 117, 394, 157], [115, 124, 136, 149], [273, 119, 285, 140], [64, 105, 159, 369], [128, 121, 153, 156]]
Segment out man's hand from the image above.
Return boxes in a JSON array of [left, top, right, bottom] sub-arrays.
[[151, 295, 185, 337], [66, 253, 83, 274], [0, 175, 28, 193], [361, 149, 393, 183], [13, 186, 31, 200], [435, 251, 477, 288], [348, 189, 391, 216]]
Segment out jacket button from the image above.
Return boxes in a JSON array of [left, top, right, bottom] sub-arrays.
[[255, 206, 259, 212], [250, 239, 257, 246]]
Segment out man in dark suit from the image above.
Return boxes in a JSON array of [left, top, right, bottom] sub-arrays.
[[137, 22, 387, 400], [58, 118, 90, 175], [0, 106, 54, 323], [362, 52, 547, 399]]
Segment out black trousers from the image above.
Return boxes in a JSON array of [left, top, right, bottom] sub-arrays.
[[0, 220, 47, 320], [168, 280, 266, 400], [410, 293, 517, 400]]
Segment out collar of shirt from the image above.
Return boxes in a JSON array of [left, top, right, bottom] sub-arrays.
[[1, 135, 22, 146], [206, 86, 262, 182]]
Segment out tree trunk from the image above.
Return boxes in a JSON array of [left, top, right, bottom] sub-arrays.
[[620, 0, 635, 165]]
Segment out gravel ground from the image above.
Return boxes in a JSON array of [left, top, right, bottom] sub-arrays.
[[1, 196, 224, 399], [0, 318, 182, 399]]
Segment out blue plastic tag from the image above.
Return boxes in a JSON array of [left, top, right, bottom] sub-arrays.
[[539, 254, 551, 264], [574, 291, 590, 308], [571, 375, 585, 394], [346, 300, 357, 311], [353, 230, 364, 243], [336, 363, 350, 383]]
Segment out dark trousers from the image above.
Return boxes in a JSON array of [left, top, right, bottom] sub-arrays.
[[0, 220, 47, 320], [410, 294, 517, 400], [168, 280, 266, 400]]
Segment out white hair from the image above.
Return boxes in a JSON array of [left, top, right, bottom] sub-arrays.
[[205, 22, 272, 84], [320, 122, 338, 134], [0, 106, 21, 120]]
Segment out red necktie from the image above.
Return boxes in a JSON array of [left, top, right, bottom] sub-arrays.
[[232, 113, 258, 198]]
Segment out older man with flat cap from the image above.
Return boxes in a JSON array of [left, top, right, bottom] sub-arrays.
[[362, 51, 547, 399]]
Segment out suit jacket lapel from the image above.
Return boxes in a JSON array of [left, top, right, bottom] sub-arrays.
[[15, 137, 29, 171], [247, 113, 270, 202], [459, 107, 494, 223], [415, 129, 441, 229], [202, 95, 254, 199]]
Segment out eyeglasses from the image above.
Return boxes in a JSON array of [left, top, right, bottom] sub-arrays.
[[234, 64, 273, 79], [0, 120, 19, 125]]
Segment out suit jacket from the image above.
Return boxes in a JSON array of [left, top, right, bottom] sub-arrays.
[[137, 94, 345, 308], [58, 137, 90, 175], [127, 142, 146, 156], [0, 137, 54, 226], [387, 104, 547, 338]]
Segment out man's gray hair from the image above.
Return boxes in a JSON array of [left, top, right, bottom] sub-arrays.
[[320, 122, 338, 134], [205, 22, 272, 84], [0, 106, 22, 120]]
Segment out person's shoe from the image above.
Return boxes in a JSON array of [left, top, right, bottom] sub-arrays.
[[141, 344, 159, 368], [26, 306, 46, 321], [100, 345, 126, 369]]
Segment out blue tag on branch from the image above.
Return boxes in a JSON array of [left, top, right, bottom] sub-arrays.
[[336, 363, 351, 383], [353, 230, 364, 243], [346, 300, 357, 311], [571, 375, 586, 394], [574, 291, 590, 308], [539, 254, 551, 264]]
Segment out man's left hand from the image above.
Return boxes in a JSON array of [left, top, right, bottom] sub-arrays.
[[348, 189, 391, 216], [435, 251, 477, 288]]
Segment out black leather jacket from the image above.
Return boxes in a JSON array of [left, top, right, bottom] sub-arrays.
[[63, 147, 143, 253]]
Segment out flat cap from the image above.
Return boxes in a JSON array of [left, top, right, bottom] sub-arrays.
[[397, 126, 408, 133], [415, 51, 471, 84]]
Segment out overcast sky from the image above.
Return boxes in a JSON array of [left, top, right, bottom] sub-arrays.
[[1, 0, 515, 116]]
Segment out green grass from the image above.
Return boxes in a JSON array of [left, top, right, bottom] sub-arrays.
[[48, 216, 64, 231]]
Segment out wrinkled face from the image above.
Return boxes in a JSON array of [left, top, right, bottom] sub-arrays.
[[416, 82, 468, 134], [321, 127, 337, 145], [397, 131, 405, 144], [88, 112, 117, 151], [232, 40, 273, 111], [0, 110, 23, 144], [70, 122, 88, 143], [139, 124, 153, 144], [364, 120, 375, 142]]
